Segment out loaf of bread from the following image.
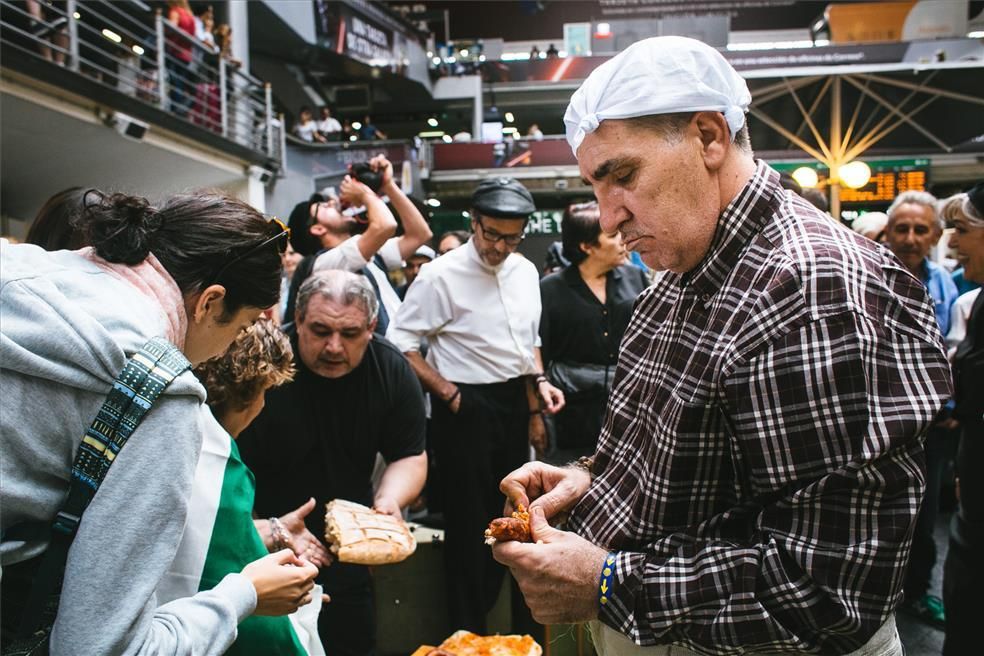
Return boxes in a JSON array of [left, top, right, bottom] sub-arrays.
[[324, 499, 416, 565]]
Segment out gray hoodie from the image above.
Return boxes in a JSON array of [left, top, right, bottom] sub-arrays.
[[1, 243, 256, 655]]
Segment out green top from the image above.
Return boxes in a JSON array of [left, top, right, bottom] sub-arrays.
[[199, 440, 307, 656]]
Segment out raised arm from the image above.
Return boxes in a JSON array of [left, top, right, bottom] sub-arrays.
[[338, 175, 397, 262], [371, 154, 432, 261]]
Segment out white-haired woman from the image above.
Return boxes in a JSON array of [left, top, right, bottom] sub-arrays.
[[942, 182, 984, 656]]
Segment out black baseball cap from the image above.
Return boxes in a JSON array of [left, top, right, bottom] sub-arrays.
[[471, 177, 535, 219], [287, 193, 325, 256]]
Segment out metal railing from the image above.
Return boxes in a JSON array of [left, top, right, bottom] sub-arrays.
[[0, 0, 283, 165]]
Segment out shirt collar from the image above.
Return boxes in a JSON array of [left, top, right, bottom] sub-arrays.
[[682, 159, 783, 298]]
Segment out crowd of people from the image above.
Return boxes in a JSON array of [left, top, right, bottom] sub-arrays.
[[292, 108, 388, 144], [1, 35, 982, 656]]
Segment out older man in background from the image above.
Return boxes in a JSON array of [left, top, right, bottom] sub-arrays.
[[883, 191, 959, 628]]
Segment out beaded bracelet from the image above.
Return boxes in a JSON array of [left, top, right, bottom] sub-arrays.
[[269, 516, 291, 551], [599, 552, 617, 608]]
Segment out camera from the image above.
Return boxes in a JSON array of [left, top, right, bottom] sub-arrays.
[[349, 162, 383, 193]]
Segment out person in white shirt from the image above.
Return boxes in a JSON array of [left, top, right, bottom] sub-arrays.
[[283, 155, 432, 334], [387, 177, 565, 635], [317, 106, 342, 136], [294, 106, 327, 144]]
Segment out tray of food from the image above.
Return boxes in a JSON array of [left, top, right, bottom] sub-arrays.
[[411, 630, 542, 656]]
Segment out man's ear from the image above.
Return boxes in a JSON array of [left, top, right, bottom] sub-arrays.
[[367, 318, 378, 336], [310, 223, 326, 237], [694, 111, 729, 172], [191, 284, 227, 324]]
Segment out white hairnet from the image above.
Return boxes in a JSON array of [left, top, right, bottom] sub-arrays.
[[564, 36, 751, 156]]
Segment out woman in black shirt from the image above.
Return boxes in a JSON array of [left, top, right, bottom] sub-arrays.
[[539, 201, 649, 462]]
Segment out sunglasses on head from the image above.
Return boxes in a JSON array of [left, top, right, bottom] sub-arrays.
[[210, 216, 290, 283]]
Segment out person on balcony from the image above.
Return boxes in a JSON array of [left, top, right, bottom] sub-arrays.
[[294, 107, 327, 144], [165, 0, 196, 117]]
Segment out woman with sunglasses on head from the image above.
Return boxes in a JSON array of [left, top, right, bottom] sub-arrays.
[[1, 191, 317, 655]]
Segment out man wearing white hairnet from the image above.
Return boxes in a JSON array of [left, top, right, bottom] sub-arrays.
[[493, 36, 952, 655]]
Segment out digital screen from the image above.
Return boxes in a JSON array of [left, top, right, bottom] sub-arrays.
[[839, 170, 928, 203]]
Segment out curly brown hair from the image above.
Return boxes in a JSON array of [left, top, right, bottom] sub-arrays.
[[194, 318, 295, 417]]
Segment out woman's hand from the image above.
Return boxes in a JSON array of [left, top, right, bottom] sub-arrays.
[[537, 380, 565, 415], [241, 549, 319, 616]]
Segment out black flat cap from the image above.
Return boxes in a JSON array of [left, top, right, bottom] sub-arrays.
[[471, 177, 535, 219], [966, 182, 984, 220]]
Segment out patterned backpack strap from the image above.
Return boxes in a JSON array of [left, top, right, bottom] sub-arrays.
[[16, 337, 191, 639]]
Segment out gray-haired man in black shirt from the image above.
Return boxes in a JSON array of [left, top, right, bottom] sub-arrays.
[[239, 269, 427, 656]]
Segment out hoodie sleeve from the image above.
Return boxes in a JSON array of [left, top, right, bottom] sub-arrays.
[[50, 391, 257, 656]]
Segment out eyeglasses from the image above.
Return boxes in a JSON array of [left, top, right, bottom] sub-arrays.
[[475, 218, 525, 246], [210, 216, 290, 283]]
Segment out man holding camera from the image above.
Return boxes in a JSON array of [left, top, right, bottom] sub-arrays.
[[284, 155, 432, 333], [387, 177, 565, 634]]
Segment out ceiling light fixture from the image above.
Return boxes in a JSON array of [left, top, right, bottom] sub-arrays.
[[427, 117, 439, 127], [102, 28, 122, 43], [839, 161, 871, 189], [442, 134, 453, 143], [504, 112, 514, 123], [132, 44, 145, 55], [425, 198, 441, 207], [352, 121, 362, 130], [791, 166, 819, 189]]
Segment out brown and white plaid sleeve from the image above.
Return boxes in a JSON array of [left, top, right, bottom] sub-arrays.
[[568, 161, 953, 654]]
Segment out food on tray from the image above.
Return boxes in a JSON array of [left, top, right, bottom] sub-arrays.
[[411, 630, 542, 656], [483, 504, 531, 545], [323, 499, 416, 565]]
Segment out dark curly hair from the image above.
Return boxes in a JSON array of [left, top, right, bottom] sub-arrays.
[[194, 318, 295, 417]]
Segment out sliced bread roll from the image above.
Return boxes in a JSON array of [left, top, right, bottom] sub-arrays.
[[324, 499, 416, 565]]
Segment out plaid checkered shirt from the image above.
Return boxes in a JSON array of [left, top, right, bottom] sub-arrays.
[[568, 161, 953, 654]]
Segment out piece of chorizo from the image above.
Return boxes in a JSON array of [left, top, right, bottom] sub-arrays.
[[484, 517, 531, 545]]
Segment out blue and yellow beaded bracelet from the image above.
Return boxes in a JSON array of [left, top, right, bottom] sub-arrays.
[[599, 551, 617, 607]]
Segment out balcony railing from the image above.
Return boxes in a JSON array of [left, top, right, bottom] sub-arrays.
[[0, 0, 282, 165]]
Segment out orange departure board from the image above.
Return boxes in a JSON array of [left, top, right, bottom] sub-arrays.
[[840, 170, 928, 203]]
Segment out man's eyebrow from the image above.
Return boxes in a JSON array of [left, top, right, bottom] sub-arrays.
[[585, 157, 636, 184]]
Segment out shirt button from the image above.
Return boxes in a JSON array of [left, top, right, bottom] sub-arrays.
[[701, 293, 711, 303]]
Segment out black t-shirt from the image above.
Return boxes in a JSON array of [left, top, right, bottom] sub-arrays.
[[238, 334, 426, 541]]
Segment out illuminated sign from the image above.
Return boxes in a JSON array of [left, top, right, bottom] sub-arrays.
[[771, 158, 930, 205], [839, 167, 928, 203]]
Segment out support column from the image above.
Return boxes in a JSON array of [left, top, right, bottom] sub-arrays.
[[829, 76, 842, 221], [227, 0, 249, 73]]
